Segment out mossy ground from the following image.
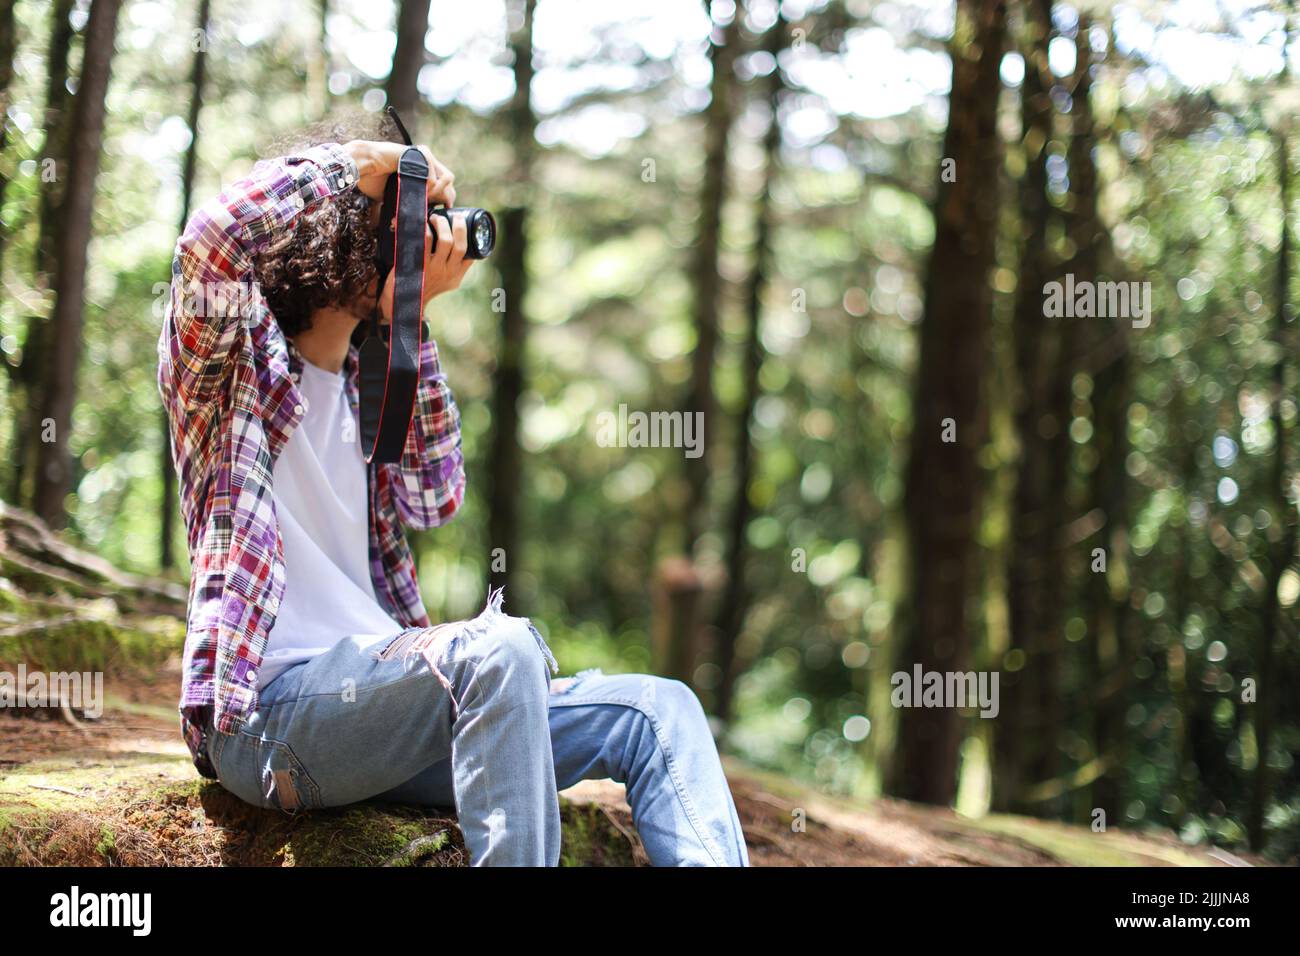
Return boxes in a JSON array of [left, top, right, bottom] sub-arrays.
[[0, 756, 641, 866]]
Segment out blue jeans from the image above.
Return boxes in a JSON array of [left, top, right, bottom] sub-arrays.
[[203, 590, 749, 866]]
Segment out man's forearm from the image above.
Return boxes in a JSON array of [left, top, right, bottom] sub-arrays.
[[382, 331, 466, 530], [162, 144, 360, 412]]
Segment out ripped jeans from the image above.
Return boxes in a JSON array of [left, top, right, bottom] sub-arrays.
[[202, 589, 749, 866]]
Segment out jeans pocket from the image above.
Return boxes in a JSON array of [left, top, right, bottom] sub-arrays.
[[216, 732, 322, 815], [260, 739, 322, 814]]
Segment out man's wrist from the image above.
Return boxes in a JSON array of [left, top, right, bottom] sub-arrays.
[[341, 140, 373, 176]]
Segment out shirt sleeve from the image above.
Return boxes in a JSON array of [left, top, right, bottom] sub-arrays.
[[380, 329, 467, 530], [160, 143, 360, 413]]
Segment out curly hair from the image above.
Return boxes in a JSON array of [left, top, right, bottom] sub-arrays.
[[252, 110, 402, 340]]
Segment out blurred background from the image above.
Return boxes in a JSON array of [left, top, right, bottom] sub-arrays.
[[0, 0, 1297, 861]]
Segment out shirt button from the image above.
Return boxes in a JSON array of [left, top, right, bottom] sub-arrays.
[[294, 404, 305, 415]]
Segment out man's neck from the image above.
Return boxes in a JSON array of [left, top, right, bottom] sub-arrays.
[[294, 306, 362, 373]]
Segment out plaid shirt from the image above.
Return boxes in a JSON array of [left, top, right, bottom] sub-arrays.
[[156, 143, 465, 779]]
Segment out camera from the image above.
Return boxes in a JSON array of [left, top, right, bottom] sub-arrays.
[[429, 206, 495, 260]]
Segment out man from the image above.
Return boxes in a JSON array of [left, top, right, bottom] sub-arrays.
[[156, 114, 748, 866]]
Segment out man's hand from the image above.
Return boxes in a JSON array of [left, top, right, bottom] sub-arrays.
[[343, 139, 456, 207], [376, 212, 476, 324], [342, 140, 474, 322], [424, 212, 474, 299]]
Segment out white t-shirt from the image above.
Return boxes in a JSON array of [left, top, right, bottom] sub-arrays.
[[258, 355, 405, 688]]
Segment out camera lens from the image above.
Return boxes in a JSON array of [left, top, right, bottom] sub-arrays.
[[429, 207, 496, 260], [472, 213, 494, 258]]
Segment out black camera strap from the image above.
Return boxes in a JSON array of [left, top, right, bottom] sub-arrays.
[[358, 128, 428, 463]]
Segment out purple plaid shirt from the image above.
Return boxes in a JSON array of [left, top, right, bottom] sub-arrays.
[[156, 142, 465, 779]]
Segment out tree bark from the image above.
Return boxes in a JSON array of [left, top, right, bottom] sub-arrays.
[[997, 0, 1055, 814], [386, 0, 432, 117], [0, 0, 17, 281], [682, 2, 742, 549], [10, 0, 77, 508], [486, 0, 536, 600], [159, 0, 210, 571], [653, 557, 704, 683], [1063, 19, 1131, 825], [1249, 124, 1295, 851], [32, 0, 123, 528], [890, 0, 1006, 806], [36, 0, 77, 278], [307, 0, 331, 119], [712, 10, 786, 723]]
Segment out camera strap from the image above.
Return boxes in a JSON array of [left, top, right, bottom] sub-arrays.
[[358, 143, 428, 463]]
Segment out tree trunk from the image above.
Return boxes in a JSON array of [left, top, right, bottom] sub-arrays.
[[36, 0, 76, 278], [997, 0, 1055, 814], [1061, 19, 1131, 825], [1249, 125, 1295, 851], [386, 0, 432, 117], [653, 557, 705, 684], [32, 0, 123, 528], [1166, 385, 1196, 830], [10, 0, 77, 508], [0, 0, 17, 281], [486, 0, 536, 601], [682, 3, 742, 550], [159, 0, 210, 571], [307, 0, 331, 119], [712, 10, 785, 723], [890, 0, 1006, 806]]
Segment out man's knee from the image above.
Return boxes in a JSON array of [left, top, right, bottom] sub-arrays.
[[608, 675, 709, 733], [650, 676, 709, 726], [477, 615, 551, 687]]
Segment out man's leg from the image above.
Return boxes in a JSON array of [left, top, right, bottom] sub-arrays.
[[208, 592, 561, 866], [547, 671, 749, 866], [378, 670, 751, 866]]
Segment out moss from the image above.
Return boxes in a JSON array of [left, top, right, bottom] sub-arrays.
[[0, 555, 100, 603], [961, 813, 1214, 867], [95, 825, 117, 861], [284, 805, 462, 866], [0, 613, 182, 676], [0, 754, 195, 808], [0, 755, 638, 866], [558, 802, 637, 867], [0, 580, 31, 617]]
